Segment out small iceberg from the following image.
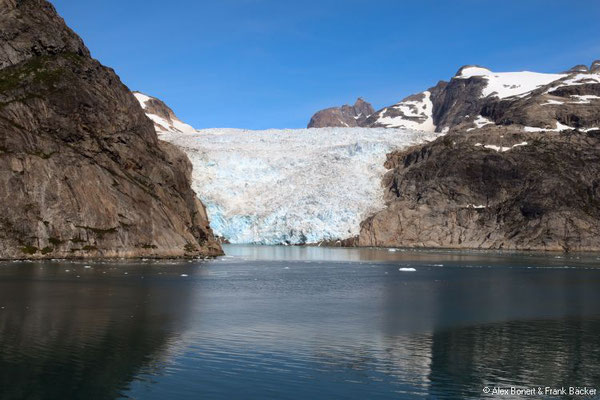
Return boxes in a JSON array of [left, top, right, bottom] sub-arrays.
[[180, 274, 189, 277], [399, 267, 416, 272]]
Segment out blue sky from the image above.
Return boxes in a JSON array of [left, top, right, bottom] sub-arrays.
[[51, 0, 599, 129]]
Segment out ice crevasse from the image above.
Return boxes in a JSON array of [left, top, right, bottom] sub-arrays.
[[162, 127, 441, 245]]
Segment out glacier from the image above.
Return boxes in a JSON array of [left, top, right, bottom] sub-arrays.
[[162, 127, 441, 245]]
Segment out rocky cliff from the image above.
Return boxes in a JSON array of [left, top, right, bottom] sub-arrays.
[[0, 0, 222, 259], [307, 98, 374, 128], [357, 61, 600, 251], [134, 92, 197, 135]]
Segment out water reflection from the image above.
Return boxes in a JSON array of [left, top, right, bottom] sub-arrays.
[[0, 247, 599, 399], [0, 262, 200, 400], [428, 318, 600, 398]]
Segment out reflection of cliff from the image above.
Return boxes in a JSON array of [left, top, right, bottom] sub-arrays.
[[427, 318, 600, 398], [377, 264, 600, 397], [0, 264, 198, 400]]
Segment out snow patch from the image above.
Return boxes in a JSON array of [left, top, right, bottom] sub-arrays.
[[467, 115, 494, 131], [540, 99, 564, 106], [475, 142, 528, 152], [456, 68, 566, 99], [162, 127, 442, 245], [468, 204, 486, 209], [133, 92, 197, 135], [546, 73, 600, 93], [133, 92, 152, 105], [570, 95, 600, 104], [524, 121, 576, 132], [374, 91, 436, 132]]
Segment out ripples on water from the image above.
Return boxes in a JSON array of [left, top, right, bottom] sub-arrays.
[[0, 246, 599, 399]]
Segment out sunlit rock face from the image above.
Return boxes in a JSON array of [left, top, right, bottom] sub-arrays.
[[162, 128, 442, 244], [0, 0, 222, 259]]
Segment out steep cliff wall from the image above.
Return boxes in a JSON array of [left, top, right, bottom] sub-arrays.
[[0, 0, 222, 259]]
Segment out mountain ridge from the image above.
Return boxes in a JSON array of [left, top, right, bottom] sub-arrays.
[[309, 61, 600, 134], [351, 61, 600, 251]]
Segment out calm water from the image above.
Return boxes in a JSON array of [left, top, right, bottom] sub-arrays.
[[1, 246, 600, 399]]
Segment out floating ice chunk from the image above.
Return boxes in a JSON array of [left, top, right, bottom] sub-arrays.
[[180, 274, 189, 277], [399, 267, 417, 272]]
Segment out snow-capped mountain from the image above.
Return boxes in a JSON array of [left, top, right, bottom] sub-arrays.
[[356, 61, 600, 252], [133, 92, 197, 135], [311, 61, 600, 134]]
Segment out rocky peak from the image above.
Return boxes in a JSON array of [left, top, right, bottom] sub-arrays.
[[591, 60, 600, 73], [133, 92, 197, 135], [454, 65, 491, 78], [353, 97, 375, 117], [307, 97, 375, 128], [564, 64, 589, 73]]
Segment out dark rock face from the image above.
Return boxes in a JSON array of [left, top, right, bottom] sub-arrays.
[[358, 128, 600, 251], [307, 98, 374, 128], [0, 0, 222, 259], [0, 0, 89, 68], [481, 82, 600, 130], [356, 60, 600, 251]]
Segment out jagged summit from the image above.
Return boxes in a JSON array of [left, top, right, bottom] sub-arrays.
[[353, 97, 374, 114], [307, 97, 375, 128], [564, 64, 589, 73]]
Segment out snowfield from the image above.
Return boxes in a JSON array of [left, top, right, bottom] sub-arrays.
[[456, 66, 566, 99], [162, 127, 442, 244]]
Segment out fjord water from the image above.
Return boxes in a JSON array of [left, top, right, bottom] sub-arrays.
[[1, 246, 600, 399]]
